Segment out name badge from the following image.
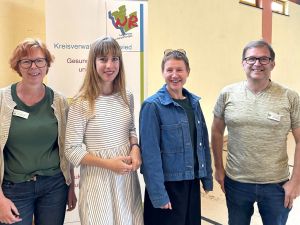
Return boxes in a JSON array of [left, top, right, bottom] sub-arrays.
[[267, 112, 281, 122], [13, 109, 29, 119]]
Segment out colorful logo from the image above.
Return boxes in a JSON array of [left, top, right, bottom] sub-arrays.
[[108, 5, 138, 35]]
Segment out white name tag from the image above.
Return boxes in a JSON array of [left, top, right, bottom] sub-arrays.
[[13, 109, 29, 119], [267, 112, 281, 122]]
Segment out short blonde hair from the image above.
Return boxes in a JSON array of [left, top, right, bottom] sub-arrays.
[[161, 50, 190, 73]]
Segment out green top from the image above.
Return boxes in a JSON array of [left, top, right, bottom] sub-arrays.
[[4, 83, 61, 183], [173, 97, 199, 172], [214, 81, 300, 183]]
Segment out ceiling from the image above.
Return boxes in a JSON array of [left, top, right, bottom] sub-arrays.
[[290, 0, 300, 5]]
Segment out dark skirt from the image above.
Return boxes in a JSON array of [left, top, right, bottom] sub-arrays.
[[144, 179, 201, 225]]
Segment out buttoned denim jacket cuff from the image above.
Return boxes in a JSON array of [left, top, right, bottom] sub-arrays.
[[151, 193, 170, 208], [201, 177, 213, 191]]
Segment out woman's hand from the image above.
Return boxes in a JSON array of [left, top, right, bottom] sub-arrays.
[[160, 202, 172, 210], [108, 156, 133, 174], [66, 184, 77, 211], [0, 195, 22, 224], [130, 145, 142, 171]]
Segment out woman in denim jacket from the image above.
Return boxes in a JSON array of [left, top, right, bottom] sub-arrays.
[[140, 49, 213, 225]]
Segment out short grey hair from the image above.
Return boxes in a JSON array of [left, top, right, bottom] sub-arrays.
[[242, 40, 275, 61]]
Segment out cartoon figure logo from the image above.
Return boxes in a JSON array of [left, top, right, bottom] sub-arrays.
[[108, 5, 138, 35]]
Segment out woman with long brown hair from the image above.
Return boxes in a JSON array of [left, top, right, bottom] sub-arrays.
[[65, 37, 143, 225]]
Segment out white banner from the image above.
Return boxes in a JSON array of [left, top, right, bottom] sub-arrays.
[[45, 1, 147, 224]]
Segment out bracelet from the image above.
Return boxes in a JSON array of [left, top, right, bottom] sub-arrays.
[[130, 143, 140, 149]]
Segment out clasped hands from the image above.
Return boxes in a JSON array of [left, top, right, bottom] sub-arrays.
[[109, 147, 142, 175]]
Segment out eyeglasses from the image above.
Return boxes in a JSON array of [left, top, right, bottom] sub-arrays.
[[243, 57, 272, 65], [18, 58, 47, 69], [164, 49, 186, 56]]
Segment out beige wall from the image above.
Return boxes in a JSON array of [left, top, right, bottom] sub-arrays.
[[148, 0, 300, 127], [1, 0, 300, 128], [0, 0, 45, 87], [272, 5, 300, 92]]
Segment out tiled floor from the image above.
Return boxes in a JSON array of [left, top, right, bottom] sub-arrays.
[[201, 132, 299, 225]]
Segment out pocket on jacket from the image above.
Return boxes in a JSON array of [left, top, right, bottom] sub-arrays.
[[160, 123, 184, 153]]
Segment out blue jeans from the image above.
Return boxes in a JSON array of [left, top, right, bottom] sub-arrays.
[[1, 172, 68, 225], [224, 176, 291, 225]]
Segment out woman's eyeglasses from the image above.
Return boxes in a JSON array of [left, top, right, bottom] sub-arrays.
[[18, 58, 47, 69]]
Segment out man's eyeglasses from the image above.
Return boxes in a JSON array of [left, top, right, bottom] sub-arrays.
[[243, 57, 272, 65], [18, 58, 47, 69], [164, 49, 186, 56]]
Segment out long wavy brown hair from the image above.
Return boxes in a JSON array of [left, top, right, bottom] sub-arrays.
[[74, 37, 128, 113]]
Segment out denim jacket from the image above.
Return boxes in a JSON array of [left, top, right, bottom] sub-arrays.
[[140, 84, 213, 208]]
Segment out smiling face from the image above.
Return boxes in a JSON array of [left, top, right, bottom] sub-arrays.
[[18, 47, 48, 85], [95, 52, 120, 86], [162, 59, 189, 97], [242, 46, 275, 82]]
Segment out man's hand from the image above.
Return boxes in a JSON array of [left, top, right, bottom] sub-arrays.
[[215, 168, 226, 193], [283, 179, 300, 208]]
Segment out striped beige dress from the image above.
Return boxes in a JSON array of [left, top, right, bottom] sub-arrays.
[[65, 91, 143, 225]]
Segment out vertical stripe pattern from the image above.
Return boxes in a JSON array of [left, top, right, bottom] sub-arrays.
[[65, 91, 143, 225]]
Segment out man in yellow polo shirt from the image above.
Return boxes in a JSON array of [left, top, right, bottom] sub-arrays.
[[211, 40, 300, 225]]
